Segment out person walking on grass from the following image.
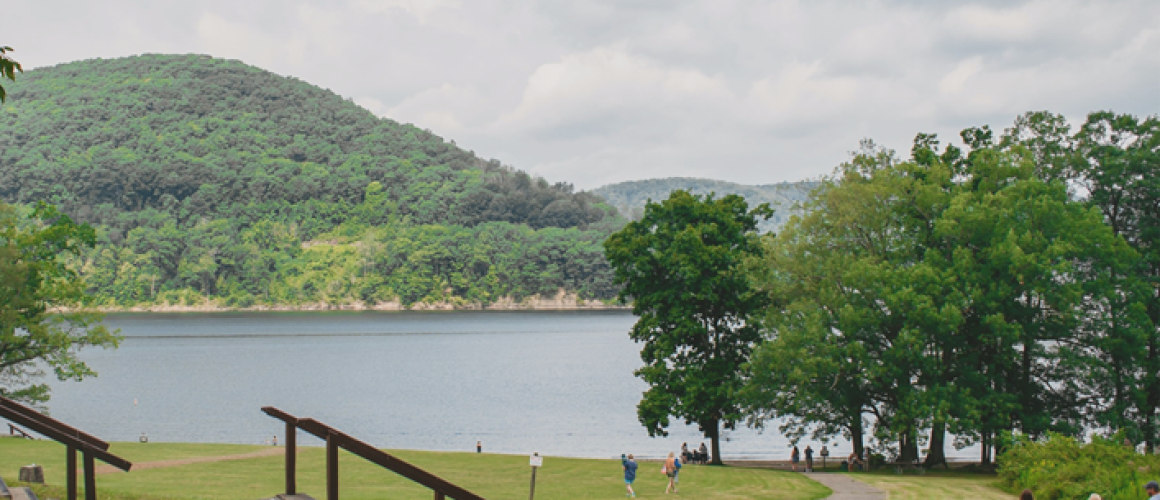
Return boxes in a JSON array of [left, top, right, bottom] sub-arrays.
[[791, 445, 800, 472], [804, 445, 814, 472], [623, 453, 638, 498], [664, 451, 682, 493]]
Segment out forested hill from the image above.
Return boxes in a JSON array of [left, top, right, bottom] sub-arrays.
[[0, 54, 612, 232], [0, 54, 623, 309], [592, 178, 816, 233]]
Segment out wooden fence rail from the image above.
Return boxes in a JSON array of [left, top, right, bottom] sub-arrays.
[[0, 396, 132, 500], [262, 407, 484, 500]]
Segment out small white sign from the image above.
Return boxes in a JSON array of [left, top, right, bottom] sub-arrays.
[[530, 454, 543, 467]]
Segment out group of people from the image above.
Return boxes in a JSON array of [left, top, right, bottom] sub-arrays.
[[680, 442, 710, 465], [620, 447, 697, 497], [790, 444, 864, 472]]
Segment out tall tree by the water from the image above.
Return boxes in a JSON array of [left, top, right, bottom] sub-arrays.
[[0, 202, 120, 404], [604, 190, 771, 464]]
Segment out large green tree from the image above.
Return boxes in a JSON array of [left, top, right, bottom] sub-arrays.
[[604, 190, 771, 464], [745, 131, 1133, 465], [0, 202, 120, 404]]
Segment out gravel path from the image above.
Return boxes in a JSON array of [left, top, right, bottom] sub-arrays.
[[95, 447, 285, 474], [802, 473, 888, 500]]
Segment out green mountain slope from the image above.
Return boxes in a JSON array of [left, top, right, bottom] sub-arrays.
[[0, 54, 621, 309], [592, 177, 817, 233]]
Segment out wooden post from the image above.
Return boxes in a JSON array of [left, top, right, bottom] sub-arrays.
[[67, 445, 77, 500], [286, 421, 296, 495], [83, 452, 96, 500], [327, 433, 339, 500], [434, 493, 445, 500], [529, 466, 537, 500]]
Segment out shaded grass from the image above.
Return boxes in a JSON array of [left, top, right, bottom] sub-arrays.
[[0, 439, 831, 499], [845, 469, 1013, 499]]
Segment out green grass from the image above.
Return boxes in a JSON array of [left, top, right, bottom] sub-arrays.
[[0, 439, 831, 499], [844, 468, 1013, 499]]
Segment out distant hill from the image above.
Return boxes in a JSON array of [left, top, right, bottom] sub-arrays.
[[0, 54, 622, 309], [0, 54, 613, 233], [592, 177, 818, 233]]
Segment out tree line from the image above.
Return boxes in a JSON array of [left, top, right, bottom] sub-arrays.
[[608, 110, 1160, 465]]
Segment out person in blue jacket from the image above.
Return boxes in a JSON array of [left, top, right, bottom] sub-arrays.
[[622, 453, 638, 498]]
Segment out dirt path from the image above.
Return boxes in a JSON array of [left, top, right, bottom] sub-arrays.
[[801, 473, 888, 500], [95, 447, 285, 474]]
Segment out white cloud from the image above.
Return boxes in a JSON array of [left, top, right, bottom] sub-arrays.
[[5, 0, 1160, 188]]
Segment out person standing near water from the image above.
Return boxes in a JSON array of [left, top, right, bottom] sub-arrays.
[[622, 454, 638, 498], [664, 451, 682, 493], [476, 441, 481, 453], [804, 445, 813, 472], [791, 446, 800, 472]]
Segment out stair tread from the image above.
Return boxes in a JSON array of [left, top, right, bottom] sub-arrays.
[[9, 486, 38, 500]]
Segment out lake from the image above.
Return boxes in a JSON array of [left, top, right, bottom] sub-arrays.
[[43, 311, 969, 460]]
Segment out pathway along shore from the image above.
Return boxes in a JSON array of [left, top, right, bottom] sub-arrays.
[[720, 461, 887, 499]]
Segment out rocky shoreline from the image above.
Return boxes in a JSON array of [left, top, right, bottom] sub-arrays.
[[62, 290, 630, 313]]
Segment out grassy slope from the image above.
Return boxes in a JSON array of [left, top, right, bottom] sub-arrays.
[[845, 469, 1013, 499], [0, 439, 830, 499]]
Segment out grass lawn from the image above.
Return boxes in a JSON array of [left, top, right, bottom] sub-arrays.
[[0, 439, 831, 499], [844, 469, 1013, 499]]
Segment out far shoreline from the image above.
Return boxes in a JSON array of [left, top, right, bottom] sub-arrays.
[[59, 290, 632, 314]]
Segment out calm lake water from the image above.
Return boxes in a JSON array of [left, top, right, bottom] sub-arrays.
[[45, 311, 972, 460]]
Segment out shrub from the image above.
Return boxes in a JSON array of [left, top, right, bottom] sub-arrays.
[[998, 433, 1160, 500]]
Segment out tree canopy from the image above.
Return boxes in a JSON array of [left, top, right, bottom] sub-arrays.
[[744, 111, 1154, 466], [604, 190, 771, 464], [0, 202, 119, 404]]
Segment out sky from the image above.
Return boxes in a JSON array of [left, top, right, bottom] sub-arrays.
[[5, 0, 1160, 189]]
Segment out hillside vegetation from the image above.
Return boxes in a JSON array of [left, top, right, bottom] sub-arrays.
[[0, 54, 621, 308], [592, 177, 816, 233]]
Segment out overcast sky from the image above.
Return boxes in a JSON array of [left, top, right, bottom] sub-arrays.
[[6, 0, 1159, 189]]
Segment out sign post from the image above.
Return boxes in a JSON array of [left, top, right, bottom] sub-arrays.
[[529, 452, 543, 500], [820, 445, 829, 471]]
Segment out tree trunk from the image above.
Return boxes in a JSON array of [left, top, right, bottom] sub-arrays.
[[850, 416, 865, 461], [1147, 287, 1160, 454], [983, 431, 993, 465], [899, 423, 919, 463], [925, 420, 948, 469], [708, 418, 723, 465]]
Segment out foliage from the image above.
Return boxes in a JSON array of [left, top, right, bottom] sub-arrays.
[[604, 190, 771, 464], [0, 202, 119, 404], [0, 46, 21, 103], [998, 433, 1160, 500], [745, 119, 1139, 467], [592, 177, 814, 232], [0, 54, 624, 308]]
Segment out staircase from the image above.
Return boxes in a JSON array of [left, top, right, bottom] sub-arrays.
[[0, 475, 40, 500]]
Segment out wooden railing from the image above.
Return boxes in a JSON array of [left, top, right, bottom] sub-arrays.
[[0, 396, 132, 500], [8, 423, 34, 439], [262, 407, 484, 500]]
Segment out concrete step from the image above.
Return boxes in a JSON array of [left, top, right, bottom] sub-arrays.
[[8, 487, 38, 500]]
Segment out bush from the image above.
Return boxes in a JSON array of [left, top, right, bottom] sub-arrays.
[[998, 433, 1160, 500]]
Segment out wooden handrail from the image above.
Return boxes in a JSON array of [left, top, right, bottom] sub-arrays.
[[8, 423, 34, 439], [262, 407, 484, 500], [0, 398, 110, 450], [0, 398, 129, 470], [0, 396, 132, 500]]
